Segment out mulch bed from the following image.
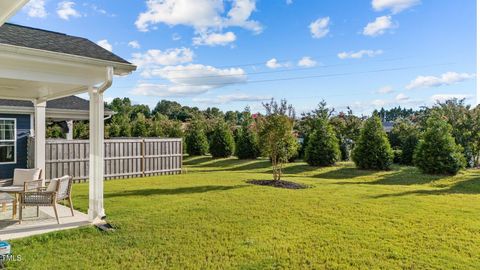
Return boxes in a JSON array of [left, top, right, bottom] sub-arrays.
[[246, 180, 309, 189]]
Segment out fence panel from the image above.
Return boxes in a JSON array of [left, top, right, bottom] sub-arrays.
[[44, 138, 182, 183]]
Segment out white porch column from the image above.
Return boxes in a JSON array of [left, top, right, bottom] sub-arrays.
[[88, 87, 105, 221], [66, 120, 74, 140], [33, 100, 46, 180]]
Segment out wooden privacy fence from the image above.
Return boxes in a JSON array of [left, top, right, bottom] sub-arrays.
[[35, 138, 182, 183]]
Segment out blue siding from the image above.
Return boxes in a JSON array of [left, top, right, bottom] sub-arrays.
[[0, 114, 31, 179]]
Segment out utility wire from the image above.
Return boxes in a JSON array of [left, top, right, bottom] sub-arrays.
[[114, 62, 452, 88], [138, 56, 411, 81]]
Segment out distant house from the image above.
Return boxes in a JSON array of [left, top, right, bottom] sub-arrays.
[[0, 96, 113, 179], [382, 122, 394, 133]]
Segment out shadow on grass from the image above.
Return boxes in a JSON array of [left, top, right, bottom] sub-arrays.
[[183, 156, 212, 166], [231, 159, 271, 171], [315, 167, 377, 180], [105, 185, 248, 198], [373, 176, 480, 198]]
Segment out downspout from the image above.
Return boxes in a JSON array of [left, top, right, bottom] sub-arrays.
[[97, 66, 114, 94]]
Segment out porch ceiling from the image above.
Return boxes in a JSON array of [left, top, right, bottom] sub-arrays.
[[0, 44, 134, 101], [0, 1, 29, 26]]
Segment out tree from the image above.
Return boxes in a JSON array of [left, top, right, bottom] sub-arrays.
[[472, 105, 480, 167], [236, 125, 260, 159], [185, 121, 209, 156], [414, 114, 466, 175], [73, 121, 89, 139], [304, 119, 340, 166], [259, 114, 298, 181], [131, 113, 150, 137], [390, 119, 419, 165], [209, 122, 235, 158], [46, 124, 65, 139], [352, 115, 394, 170]]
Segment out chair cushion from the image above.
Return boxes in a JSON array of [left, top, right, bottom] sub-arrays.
[[46, 176, 70, 198], [12, 168, 41, 186]]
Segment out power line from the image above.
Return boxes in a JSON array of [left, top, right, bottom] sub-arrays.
[[138, 56, 411, 81], [114, 62, 452, 88], [143, 50, 395, 73]]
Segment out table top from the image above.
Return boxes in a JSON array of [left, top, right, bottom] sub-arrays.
[[0, 193, 13, 203]]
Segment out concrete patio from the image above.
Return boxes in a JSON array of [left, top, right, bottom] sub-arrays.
[[0, 204, 90, 240]]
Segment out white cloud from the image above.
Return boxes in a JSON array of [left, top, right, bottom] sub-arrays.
[[363, 16, 396, 37], [132, 64, 247, 97], [135, 0, 262, 46], [265, 58, 289, 69], [372, 0, 420, 14], [193, 31, 236, 46], [431, 94, 471, 103], [338, 50, 383, 59], [286, 0, 293, 4], [395, 93, 409, 101], [57, 1, 81, 20], [194, 93, 270, 104], [297, 57, 317, 67], [24, 0, 47, 18], [376, 86, 394, 94], [97, 40, 112, 52], [406, 72, 476, 90], [309, 17, 330, 39], [128, 41, 141, 49], [131, 48, 194, 68]]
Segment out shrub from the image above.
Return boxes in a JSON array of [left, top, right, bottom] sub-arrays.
[[304, 119, 340, 166], [414, 114, 466, 175], [393, 149, 403, 164], [236, 126, 260, 159], [209, 122, 235, 158], [259, 114, 298, 181], [185, 121, 209, 156], [352, 115, 394, 170], [401, 134, 418, 165]]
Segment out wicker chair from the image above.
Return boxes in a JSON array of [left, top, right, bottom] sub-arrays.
[[18, 175, 74, 224], [0, 168, 43, 193]]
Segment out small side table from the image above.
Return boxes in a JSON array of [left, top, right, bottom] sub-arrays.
[[0, 193, 14, 219]]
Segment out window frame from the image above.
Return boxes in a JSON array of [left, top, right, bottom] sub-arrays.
[[0, 118, 17, 165]]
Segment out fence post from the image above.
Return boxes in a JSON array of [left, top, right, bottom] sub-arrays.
[[141, 139, 146, 177]]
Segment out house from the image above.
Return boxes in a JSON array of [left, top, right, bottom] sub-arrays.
[[0, 0, 136, 229], [0, 96, 114, 180]]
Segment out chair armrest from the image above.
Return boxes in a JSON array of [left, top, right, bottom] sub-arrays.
[[23, 179, 44, 191]]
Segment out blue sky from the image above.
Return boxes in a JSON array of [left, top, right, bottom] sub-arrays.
[[10, 0, 476, 114]]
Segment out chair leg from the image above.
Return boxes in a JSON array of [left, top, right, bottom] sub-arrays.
[[36, 206, 40, 217], [19, 204, 23, 224], [2, 202, 6, 212], [68, 197, 75, 216], [53, 203, 60, 225]]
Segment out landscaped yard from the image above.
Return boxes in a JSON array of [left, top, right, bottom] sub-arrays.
[[8, 157, 480, 269]]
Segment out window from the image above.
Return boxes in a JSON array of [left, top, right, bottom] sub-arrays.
[[0, 119, 16, 163]]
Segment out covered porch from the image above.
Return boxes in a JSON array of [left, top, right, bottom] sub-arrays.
[[0, 2, 136, 239]]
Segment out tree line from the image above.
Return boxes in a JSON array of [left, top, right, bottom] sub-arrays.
[[46, 97, 480, 177]]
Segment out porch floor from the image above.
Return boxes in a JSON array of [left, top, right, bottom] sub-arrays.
[[0, 205, 90, 240]]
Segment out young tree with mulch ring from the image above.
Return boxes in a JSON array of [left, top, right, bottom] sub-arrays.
[[258, 114, 298, 181], [352, 115, 394, 170]]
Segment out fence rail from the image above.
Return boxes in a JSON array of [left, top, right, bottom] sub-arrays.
[[37, 138, 182, 183]]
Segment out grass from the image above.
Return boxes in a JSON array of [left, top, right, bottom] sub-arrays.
[[7, 157, 480, 269]]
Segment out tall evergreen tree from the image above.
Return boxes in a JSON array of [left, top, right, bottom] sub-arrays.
[[210, 122, 235, 158], [352, 115, 394, 170], [304, 119, 340, 166]]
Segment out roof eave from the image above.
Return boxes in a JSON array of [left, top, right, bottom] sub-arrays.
[[0, 43, 137, 75]]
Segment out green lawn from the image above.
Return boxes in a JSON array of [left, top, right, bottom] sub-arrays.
[[8, 157, 480, 269]]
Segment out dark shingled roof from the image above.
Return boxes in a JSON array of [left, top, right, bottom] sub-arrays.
[[0, 23, 131, 64], [0, 96, 112, 113]]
